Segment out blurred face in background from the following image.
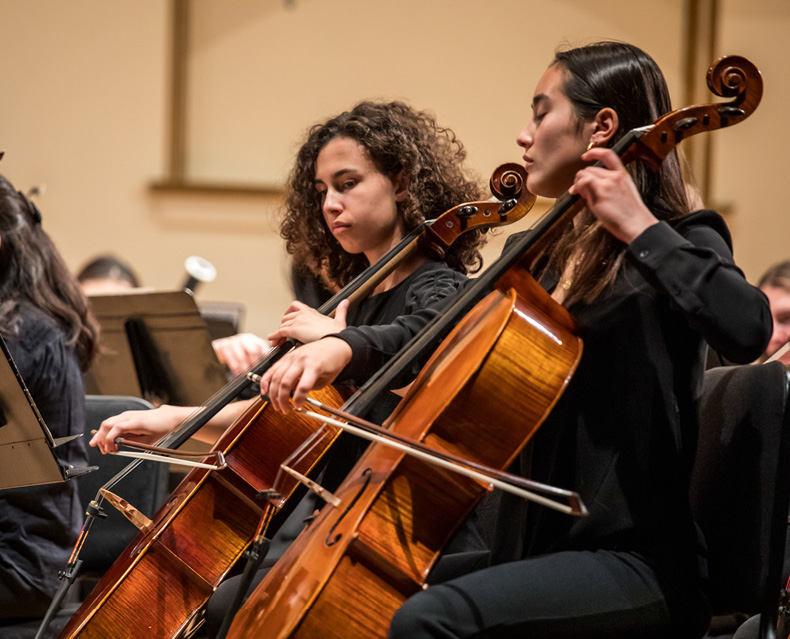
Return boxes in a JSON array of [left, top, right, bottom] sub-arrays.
[[762, 284, 790, 363]]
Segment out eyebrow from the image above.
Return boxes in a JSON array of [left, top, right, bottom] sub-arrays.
[[531, 94, 549, 110], [313, 168, 355, 185]]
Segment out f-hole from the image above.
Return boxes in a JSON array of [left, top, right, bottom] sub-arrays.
[[325, 468, 372, 546]]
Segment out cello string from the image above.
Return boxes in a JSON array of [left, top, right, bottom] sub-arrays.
[[156, 221, 435, 450], [154, 174, 535, 451], [271, 423, 338, 500], [66, 184, 532, 572]]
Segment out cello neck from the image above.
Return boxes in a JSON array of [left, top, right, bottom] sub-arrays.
[[159, 162, 536, 448]]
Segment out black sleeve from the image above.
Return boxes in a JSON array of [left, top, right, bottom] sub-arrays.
[[333, 268, 466, 385], [627, 215, 771, 364]]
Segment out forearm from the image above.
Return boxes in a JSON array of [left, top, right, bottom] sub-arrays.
[[191, 397, 257, 444], [628, 218, 771, 363]]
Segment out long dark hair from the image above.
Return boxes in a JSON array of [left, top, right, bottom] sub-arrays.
[[0, 175, 99, 370], [282, 101, 484, 287], [538, 41, 691, 306]]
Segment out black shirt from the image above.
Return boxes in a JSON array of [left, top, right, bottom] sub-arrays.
[[0, 303, 87, 596], [337, 258, 468, 391], [324, 259, 468, 490]]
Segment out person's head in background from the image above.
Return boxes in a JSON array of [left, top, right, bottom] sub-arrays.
[[758, 260, 790, 362], [77, 254, 140, 295], [0, 174, 99, 370]]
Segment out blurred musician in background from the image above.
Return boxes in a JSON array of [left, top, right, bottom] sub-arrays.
[[0, 174, 99, 620], [757, 260, 790, 364], [76, 254, 140, 295]]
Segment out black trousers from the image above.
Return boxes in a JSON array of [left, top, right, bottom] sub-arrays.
[[0, 573, 51, 621], [389, 549, 710, 639]]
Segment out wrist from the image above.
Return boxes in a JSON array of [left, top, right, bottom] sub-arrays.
[[622, 213, 659, 244], [324, 336, 353, 367]]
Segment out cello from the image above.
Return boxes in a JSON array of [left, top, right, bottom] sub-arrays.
[[227, 54, 763, 639], [57, 164, 536, 639]]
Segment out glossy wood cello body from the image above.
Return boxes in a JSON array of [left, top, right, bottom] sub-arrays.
[[230, 269, 582, 639], [227, 55, 764, 639], [59, 165, 536, 639]]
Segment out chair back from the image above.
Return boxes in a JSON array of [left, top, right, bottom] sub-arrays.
[[691, 362, 790, 632]]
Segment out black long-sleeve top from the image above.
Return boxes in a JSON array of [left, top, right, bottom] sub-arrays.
[[335, 210, 771, 577], [323, 259, 467, 491]]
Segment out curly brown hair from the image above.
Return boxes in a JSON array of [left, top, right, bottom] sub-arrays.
[[282, 101, 485, 287]]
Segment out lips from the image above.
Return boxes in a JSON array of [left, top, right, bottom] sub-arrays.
[[331, 222, 351, 234]]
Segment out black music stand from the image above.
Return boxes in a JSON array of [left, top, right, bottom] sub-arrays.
[[0, 335, 93, 638], [0, 335, 92, 490], [84, 289, 229, 406], [198, 300, 245, 340]]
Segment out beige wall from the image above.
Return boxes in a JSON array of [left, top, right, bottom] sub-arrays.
[[0, 0, 786, 338], [716, 0, 790, 278]]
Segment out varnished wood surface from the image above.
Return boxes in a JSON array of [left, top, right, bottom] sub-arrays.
[[227, 275, 582, 639], [60, 386, 343, 639]]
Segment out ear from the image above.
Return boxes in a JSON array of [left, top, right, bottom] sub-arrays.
[[590, 107, 619, 146], [392, 169, 409, 203]]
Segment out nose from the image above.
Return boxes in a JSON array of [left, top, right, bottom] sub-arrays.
[[322, 189, 342, 216], [516, 122, 533, 150]]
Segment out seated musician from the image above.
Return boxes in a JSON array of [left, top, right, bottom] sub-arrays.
[[89, 101, 488, 635], [756, 260, 790, 364], [260, 42, 771, 638], [0, 174, 100, 620], [76, 254, 140, 295]]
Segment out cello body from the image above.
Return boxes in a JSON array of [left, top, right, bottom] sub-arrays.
[[59, 386, 343, 639], [228, 267, 582, 639]]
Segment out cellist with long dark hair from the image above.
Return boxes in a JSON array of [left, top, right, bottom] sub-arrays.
[[260, 41, 771, 638]]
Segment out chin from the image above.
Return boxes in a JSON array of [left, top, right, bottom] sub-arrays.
[[526, 174, 555, 199], [528, 181, 560, 200]]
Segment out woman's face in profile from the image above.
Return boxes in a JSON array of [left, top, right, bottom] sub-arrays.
[[517, 64, 594, 198]]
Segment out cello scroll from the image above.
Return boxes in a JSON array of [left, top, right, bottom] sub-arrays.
[[421, 163, 535, 258], [623, 55, 762, 170]]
